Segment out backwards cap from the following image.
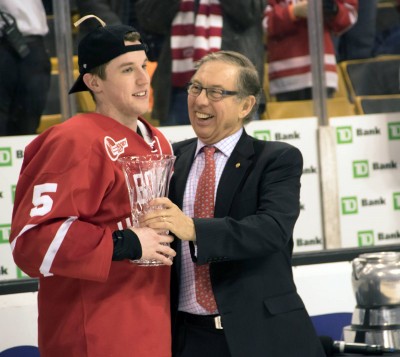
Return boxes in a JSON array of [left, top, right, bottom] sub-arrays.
[[69, 15, 147, 94]]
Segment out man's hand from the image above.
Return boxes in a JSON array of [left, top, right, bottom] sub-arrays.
[[293, 0, 308, 18], [128, 227, 176, 266], [139, 198, 197, 241]]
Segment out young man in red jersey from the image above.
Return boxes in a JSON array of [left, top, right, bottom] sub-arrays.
[[10, 16, 175, 357]]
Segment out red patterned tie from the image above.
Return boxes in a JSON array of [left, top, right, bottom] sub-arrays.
[[194, 146, 217, 313]]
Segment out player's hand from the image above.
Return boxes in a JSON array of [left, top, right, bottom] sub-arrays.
[[128, 227, 176, 266]]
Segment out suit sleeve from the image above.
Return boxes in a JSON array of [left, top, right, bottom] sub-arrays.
[[10, 137, 113, 282], [194, 144, 303, 264]]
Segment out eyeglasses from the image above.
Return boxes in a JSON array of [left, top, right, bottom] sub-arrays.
[[187, 82, 238, 101]]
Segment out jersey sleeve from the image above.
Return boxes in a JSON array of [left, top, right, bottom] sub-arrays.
[[264, 1, 302, 38], [10, 131, 114, 282], [325, 0, 358, 35]]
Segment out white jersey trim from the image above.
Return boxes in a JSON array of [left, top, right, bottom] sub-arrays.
[[39, 216, 77, 277], [10, 224, 37, 253]]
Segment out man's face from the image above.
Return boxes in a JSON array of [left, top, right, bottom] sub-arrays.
[[188, 61, 251, 145], [95, 41, 150, 120]]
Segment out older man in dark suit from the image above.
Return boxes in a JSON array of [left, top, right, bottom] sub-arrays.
[[141, 50, 326, 357]]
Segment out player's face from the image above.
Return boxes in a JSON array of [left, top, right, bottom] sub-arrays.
[[188, 61, 252, 145], [97, 41, 150, 121]]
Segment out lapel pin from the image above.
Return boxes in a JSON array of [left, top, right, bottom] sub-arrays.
[[235, 163, 241, 168]]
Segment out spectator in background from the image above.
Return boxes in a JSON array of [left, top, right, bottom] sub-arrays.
[[135, 0, 266, 126], [264, 0, 358, 101], [76, 0, 164, 62], [335, 0, 378, 61], [372, 0, 400, 56], [0, 0, 51, 136]]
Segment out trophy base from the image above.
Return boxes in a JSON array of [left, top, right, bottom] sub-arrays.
[[343, 325, 400, 349], [343, 305, 400, 349], [130, 259, 165, 267]]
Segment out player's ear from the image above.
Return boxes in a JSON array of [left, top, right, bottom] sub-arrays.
[[83, 73, 101, 93]]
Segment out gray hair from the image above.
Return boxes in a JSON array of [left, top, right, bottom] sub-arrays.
[[194, 50, 262, 122]]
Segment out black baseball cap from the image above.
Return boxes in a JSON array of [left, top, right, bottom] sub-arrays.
[[69, 24, 147, 94]]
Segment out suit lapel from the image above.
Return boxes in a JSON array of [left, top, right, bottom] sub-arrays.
[[171, 132, 256, 217], [171, 141, 197, 207], [215, 132, 255, 217], [170, 141, 197, 273]]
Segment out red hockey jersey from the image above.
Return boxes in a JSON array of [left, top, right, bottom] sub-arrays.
[[10, 113, 173, 357]]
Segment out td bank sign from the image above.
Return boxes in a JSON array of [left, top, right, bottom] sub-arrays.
[[358, 230, 374, 247], [336, 122, 400, 144], [352, 160, 398, 178], [341, 193, 399, 214], [388, 122, 400, 140], [352, 160, 369, 178], [0, 147, 12, 167]]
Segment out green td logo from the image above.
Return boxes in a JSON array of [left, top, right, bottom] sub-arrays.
[[253, 130, 271, 141], [17, 267, 29, 279], [336, 126, 353, 144], [0, 224, 11, 243], [358, 230, 374, 247], [353, 160, 369, 178], [341, 197, 358, 215], [394, 192, 400, 210], [388, 122, 400, 140], [0, 147, 12, 167], [11, 185, 16, 204]]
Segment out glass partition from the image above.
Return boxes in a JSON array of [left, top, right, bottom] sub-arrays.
[[1, 0, 400, 292]]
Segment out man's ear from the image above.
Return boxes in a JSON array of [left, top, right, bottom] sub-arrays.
[[239, 95, 256, 119], [83, 73, 101, 93]]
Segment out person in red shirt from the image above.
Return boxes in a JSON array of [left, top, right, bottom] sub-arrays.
[[10, 15, 175, 357], [264, 0, 358, 101]]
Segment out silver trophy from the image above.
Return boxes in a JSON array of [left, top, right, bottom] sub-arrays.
[[118, 154, 175, 266], [343, 251, 400, 349]]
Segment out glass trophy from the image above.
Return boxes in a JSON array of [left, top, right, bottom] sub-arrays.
[[118, 154, 175, 266]]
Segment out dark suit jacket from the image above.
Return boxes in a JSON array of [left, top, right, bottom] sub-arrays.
[[170, 130, 326, 357]]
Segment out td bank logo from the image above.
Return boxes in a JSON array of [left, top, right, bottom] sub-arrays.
[[358, 230, 374, 247], [341, 196, 358, 215], [253, 130, 271, 141], [388, 122, 400, 140], [394, 192, 400, 210], [0, 224, 11, 243], [0, 147, 12, 167], [17, 267, 29, 279], [11, 185, 16, 204], [353, 160, 369, 178], [336, 126, 352, 144]]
